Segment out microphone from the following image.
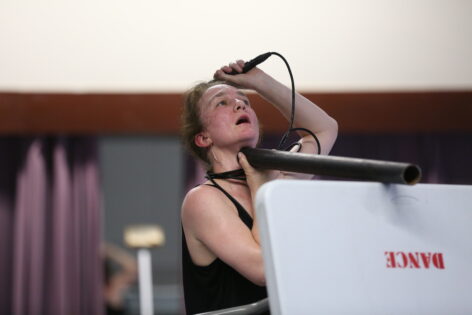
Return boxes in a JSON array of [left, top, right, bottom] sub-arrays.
[[228, 52, 273, 75]]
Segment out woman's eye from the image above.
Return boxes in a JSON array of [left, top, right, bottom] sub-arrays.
[[217, 100, 227, 106], [243, 100, 250, 106]]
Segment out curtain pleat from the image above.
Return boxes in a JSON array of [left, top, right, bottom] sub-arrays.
[[13, 139, 47, 315], [0, 137, 103, 315]]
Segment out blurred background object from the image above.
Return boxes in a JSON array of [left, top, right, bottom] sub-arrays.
[[103, 243, 138, 315], [124, 225, 165, 315]]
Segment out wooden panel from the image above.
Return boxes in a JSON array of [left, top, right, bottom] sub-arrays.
[[0, 91, 471, 134], [0, 93, 180, 134]]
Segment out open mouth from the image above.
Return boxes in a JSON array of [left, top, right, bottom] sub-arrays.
[[236, 115, 250, 125]]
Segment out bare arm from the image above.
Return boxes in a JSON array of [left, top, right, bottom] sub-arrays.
[[182, 186, 266, 286], [104, 243, 137, 283], [103, 244, 138, 308], [215, 60, 338, 161]]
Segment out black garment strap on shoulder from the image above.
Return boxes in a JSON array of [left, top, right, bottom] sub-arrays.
[[205, 179, 253, 228]]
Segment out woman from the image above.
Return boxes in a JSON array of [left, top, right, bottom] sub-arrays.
[[181, 59, 338, 314]]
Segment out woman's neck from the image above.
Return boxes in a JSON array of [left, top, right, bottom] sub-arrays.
[[210, 147, 242, 173]]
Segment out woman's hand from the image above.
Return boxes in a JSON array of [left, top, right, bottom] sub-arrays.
[[238, 152, 279, 197], [213, 60, 268, 91]]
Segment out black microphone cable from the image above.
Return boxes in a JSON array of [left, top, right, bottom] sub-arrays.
[[236, 51, 321, 154]]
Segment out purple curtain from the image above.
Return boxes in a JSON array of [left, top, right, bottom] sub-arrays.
[[0, 137, 103, 315]]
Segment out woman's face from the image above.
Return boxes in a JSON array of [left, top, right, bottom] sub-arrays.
[[197, 84, 259, 150]]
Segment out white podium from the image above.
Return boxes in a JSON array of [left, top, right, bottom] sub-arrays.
[[256, 180, 472, 315]]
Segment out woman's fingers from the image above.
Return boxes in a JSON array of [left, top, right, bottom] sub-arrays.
[[213, 59, 265, 90], [239, 152, 280, 195], [229, 62, 243, 73], [214, 60, 246, 78], [222, 65, 233, 73], [238, 152, 254, 174]]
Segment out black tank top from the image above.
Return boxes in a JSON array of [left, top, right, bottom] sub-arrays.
[[182, 183, 268, 314]]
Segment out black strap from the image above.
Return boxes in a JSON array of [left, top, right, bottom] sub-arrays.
[[206, 168, 246, 181], [205, 178, 253, 228]]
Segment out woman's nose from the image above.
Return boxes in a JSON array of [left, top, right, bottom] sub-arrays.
[[233, 99, 246, 111]]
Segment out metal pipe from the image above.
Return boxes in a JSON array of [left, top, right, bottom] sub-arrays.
[[240, 147, 421, 185], [137, 248, 154, 315]]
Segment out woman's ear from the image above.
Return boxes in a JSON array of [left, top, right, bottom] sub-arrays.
[[194, 132, 212, 148]]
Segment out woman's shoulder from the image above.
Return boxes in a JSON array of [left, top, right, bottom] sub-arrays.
[[185, 182, 219, 200], [182, 183, 224, 214]]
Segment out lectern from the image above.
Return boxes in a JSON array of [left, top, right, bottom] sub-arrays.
[[256, 180, 472, 314]]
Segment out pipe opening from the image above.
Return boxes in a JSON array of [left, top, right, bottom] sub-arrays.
[[403, 165, 422, 185]]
